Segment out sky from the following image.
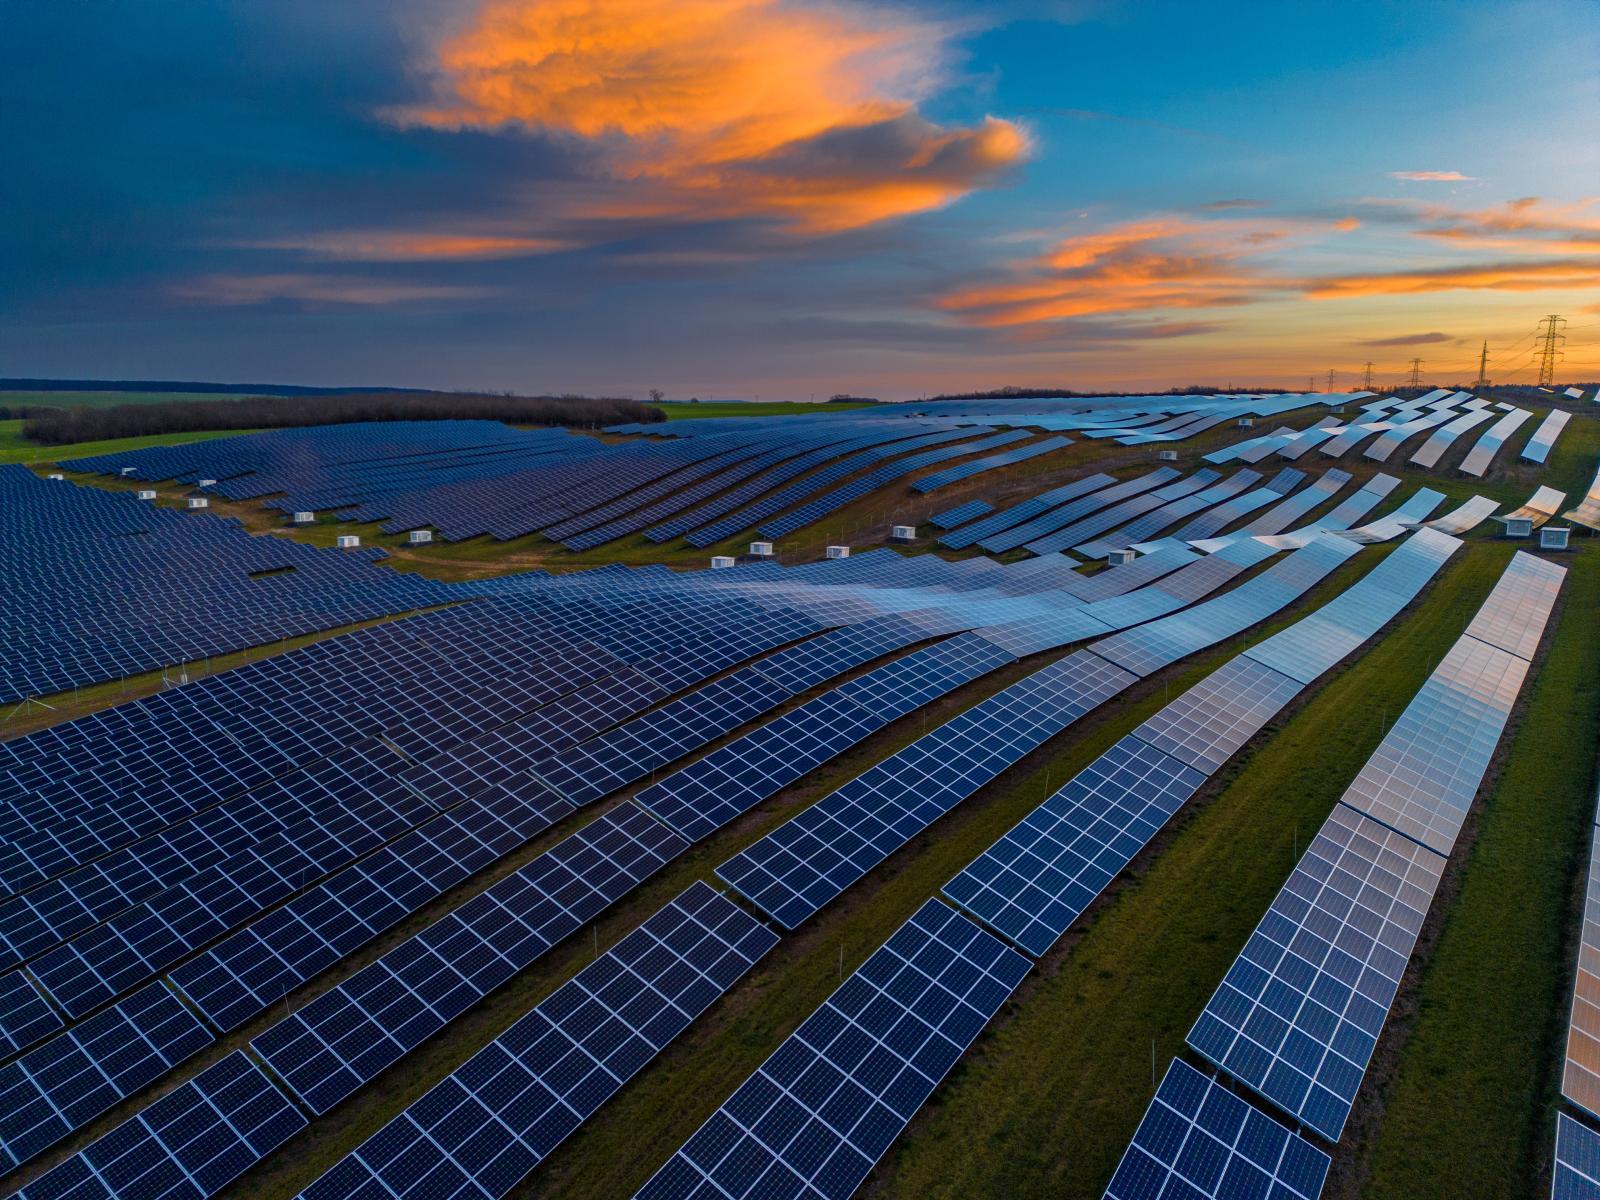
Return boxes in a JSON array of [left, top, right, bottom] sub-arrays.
[[4, 0, 1598, 399]]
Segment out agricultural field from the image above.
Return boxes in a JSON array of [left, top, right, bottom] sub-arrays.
[[2, 389, 1598, 1200]]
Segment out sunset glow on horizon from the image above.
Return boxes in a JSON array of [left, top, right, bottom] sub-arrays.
[[6, 0, 1598, 395]]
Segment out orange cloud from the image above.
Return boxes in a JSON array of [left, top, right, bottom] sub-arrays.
[[1305, 258, 1600, 299], [246, 232, 571, 261], [171, 274, 495, 306], [390, 0, 1028, 234], [936, 218, 1289, 327], [1390, 170, 1476, 181]]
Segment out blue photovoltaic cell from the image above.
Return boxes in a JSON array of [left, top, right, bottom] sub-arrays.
[[1555, 1113, 1600, 1200], [19, 1052, 306, 1200], [1102, 1059, 1329, 1200], [635, 899, 1029, 1200], [299, 883, 777, 1200]]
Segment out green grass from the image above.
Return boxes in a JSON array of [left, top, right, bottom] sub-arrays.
[[0, 421, 256, 465], [0, 389, 260, 409], [653, 401, 873, 419], [1350, 551, 1600, 1198]]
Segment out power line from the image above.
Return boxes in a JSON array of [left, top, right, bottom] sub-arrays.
[[1537, 313, 1567, 387]]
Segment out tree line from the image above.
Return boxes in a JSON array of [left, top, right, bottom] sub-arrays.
[[21, 392, 665, 444]]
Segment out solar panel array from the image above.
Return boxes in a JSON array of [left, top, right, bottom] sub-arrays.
[[636, 899, 1029, 1200], [1023, 469, 1226, 557], [299, 882, 778, 1200], [1186, 551, 1564, 1142], [252, 801, 687, 1114], [942, 529, 1459, 958], [13, 388, 1584, 1200], [1563, 465, 1600, 532], [720, 534, 1375, 932], [1498, 483, 1570, 529], [0, 465, 468, 702], [760, 429, 1030, 537], [978, 469, 1179, 554], [718, 650, 1136, 928], [1563, 786, 1600, 1122]]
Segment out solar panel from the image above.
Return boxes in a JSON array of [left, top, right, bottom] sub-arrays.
[[636, 899, 1029, 1200], [1102, 1059, 1330, 1200], [928, 500, 993, 529], [1133, 657, 1302, 774], [18, 1051, 305, 1200], [1187, 803, 1445, 1142], [1463, 551, 1564, 660], [1554, 1112, 1600, 1200], [253, 800, 688, 1114], [299, 882, 777, 1200], [1458, 407, 1532, 476], [1340, 638, 1528, 856], [1565, 820, 1600, 1121], [943, 735, 1206, 956]]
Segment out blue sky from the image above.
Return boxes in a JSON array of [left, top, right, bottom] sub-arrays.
[[4, 0, 1597, 398]]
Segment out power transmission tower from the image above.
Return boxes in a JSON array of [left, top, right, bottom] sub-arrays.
[[1306, 375, 1316, 393], [1326, 368, 1337, 392], [1362, 361, 1375, 390], [1475, 340, 1489, 390], [1408, 358, 1424, 388], [1536, 314, 1567, 387]]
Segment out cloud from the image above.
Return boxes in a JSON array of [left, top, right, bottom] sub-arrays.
[[1306, 258, 1599, 299], [388, 0, 1030, 235], [1389, 170, 1476, 181], [243, 232, 573, 261], [1201, 199, 1266, 210], [1333, 217, 1361, 232], [935, 217, 1292, 328], [170, 273, 496, 306], [1356, 331, 1453, 347]]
